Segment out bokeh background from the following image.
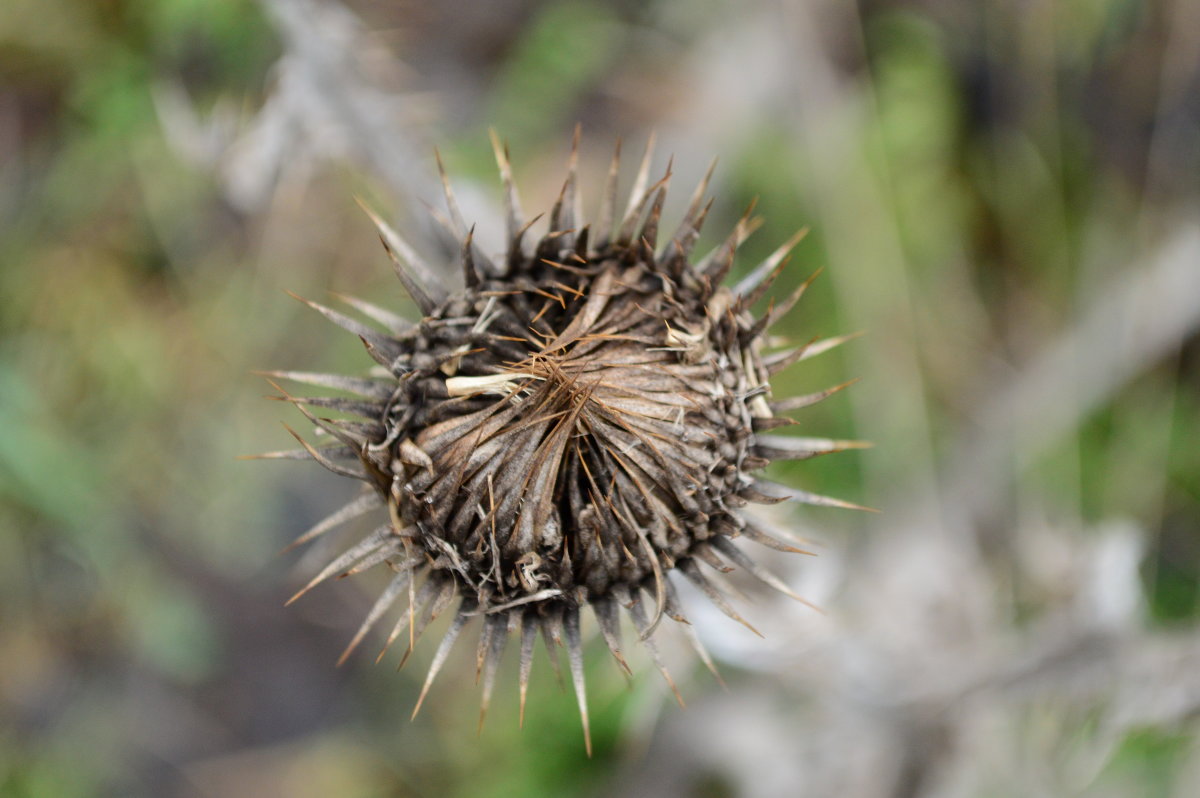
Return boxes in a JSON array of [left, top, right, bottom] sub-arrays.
[[2, 0, 1199, 796]]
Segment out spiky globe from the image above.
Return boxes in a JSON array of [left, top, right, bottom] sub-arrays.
[[261, 131, 864, 753]]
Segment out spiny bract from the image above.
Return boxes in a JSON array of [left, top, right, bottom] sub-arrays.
[[260, 130, 865, 754]]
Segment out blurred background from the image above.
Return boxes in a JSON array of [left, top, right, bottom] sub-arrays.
[[2, 0, 1198, 796]]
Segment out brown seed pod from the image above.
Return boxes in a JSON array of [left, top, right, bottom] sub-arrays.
[[258, 130, 867, 753]]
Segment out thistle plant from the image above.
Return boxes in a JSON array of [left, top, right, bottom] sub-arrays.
[[259, 130, 865, 752]]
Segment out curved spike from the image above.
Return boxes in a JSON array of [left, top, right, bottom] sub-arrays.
[[667, 195, 715, 268], [539, 604, 565, 688], [329, 292, 412, 335], [740, 261, 787, 316], [709, 536, 814, 606], [280, 491, 381, 553], [398, 577, 457, 668], [461, 225, 480, 288], [678, 558, 762, 637], [753, 435, 873, 461], [434, 148, 468, 237], [592, 596, 632, 676], [355, 198, 442, 290], [517, 611, 537, 727], [276, 394, 384, 421], [804, 330, 866, 357], [324, 418, 386, 440], [377, 575, 439, 663], [763, 333, 864, 376], [670, 157, 717, 246], [620, 131, 656, 232], [619, 164, 676, 246], [788, 487, 879, 513], [750, 480, 879, 512], [662, 580, 724, 686], [550, 124, 582, 234], [762, 345, 808, 376], [696, 201, 761, 275], [706, 233, 739, 286], [280, 423, 369, 481], [736, 482, 791, 505], [355, 199, 446, 314], [424, 219, 497, 283], [344, 525, 416, 575], [737, 522, 816, 555], [489, 128, 524, 250], [734, 228, 809, 302], [739, 300, 768, 343], [765, 267, 823, 327], [241, 444, 357, 463], [573, 224, 590, 262], [750, 415, 799, 432], [594, 138, 622, 245], [286, 292, 405, 362], [691, 549, 750, 602], [769, 378, 859, 414], [617, 170, 672, 246], [570, 130, 584, 242], [336, 568, 414, 666], [693, 542, 735, 573], [271, 386, 366, 451], [412, 599, 475, 719], [639, 183, 669, 254], [616, 584, 684, 707], [340, 538, 412, 577], [475, 608, 497, 684], [286, 524, 392, 606], [258, 369, 394, 400], [508, 212, 543, 272], [739, 455, 771, 472], [363, 339, 400, 370], [563, 606, 592, 757], [478, 613, 511, 733], [424, 200, 465, 249]]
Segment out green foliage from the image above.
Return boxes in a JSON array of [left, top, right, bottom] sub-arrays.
[[486, 0, 622, 144], [1100, 727, 1192, 798]]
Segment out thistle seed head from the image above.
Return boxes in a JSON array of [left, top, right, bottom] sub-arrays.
[[260, 130, 865, 753]]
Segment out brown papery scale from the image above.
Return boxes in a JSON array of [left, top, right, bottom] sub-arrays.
[[256, 130, 868, 754]]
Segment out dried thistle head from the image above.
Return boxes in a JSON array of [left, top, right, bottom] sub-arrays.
[[259, 130, 865, 753]]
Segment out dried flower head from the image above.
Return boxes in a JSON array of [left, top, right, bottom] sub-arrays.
[[259, 130, 865, 753]]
